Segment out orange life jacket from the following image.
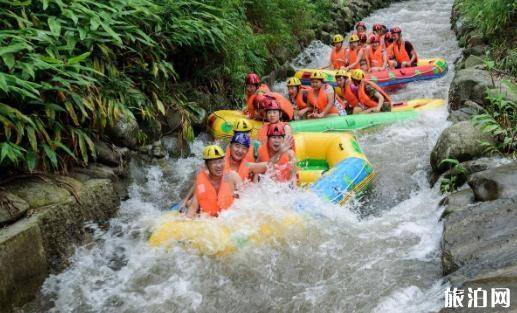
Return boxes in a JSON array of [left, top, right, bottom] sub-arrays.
[[225, 145, 254, 180], [343, 82, 360, 107], [257, 144, 292, 182], [366, 46, 385, 69], [392, 41, 418, 64], [266, 92, 294, 121], [246, 84, 270, 117], [195, 170, 234, 217], [292, 86, 310, 110], [346, 47, 361, 69], [358, 81, 392, 108], [331, 47, 346, 69], [385, 43, 395, 60], [307, 85, 338, 114]]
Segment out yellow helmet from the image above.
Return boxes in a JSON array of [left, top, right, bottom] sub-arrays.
[[310, 71, 326, 81], [332, 34, 344, 44], [350, 69, 365, 81], [202, 145, 225, 160], [349, 34, 360, 43], [335, 69, 350, 78], [233, 118, 252, 132], [286, 77, 302, 87]]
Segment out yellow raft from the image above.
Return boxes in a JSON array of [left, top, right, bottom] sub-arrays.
[[207, 98, 445, 140]]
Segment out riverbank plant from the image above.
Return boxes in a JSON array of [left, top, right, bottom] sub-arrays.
[[439, 158, 468, 193], [0, 0, 330, 173]]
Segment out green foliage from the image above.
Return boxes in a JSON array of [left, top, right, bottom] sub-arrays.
[[472, 80, 517, 157], [439, 158, 468, 193], [1, 0, 327, 172], [457, 0, 516, 37]]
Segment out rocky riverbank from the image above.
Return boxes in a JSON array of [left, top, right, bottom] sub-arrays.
[[433, 1, 517, 311]]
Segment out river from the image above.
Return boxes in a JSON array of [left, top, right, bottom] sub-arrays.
[[19, 0, 461, 312]]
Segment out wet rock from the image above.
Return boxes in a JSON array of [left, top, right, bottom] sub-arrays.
[[466, 31, 486, 47], [162, 135, 191, 158], [166, 109, 182, 132], [72, 163, 118, 181], [151, 140, 166, 159], [190, 106, 207, 128], [462, 44, 488, 57], [463, 55, 484, 69], [5, 179, 72, 209], [0, 192, 29, 226], [107, 114, 141, 150], [468, 161, 517, 201], [142, 118, 162, 142], [448, 100, 483, 123], [430, 121, 496, 174], [94, 140, 125, 167], [276, 62, 296, 81], [439, 188, 475, 219], [448, 68, 493, 111], [441, 196, 517, 276]]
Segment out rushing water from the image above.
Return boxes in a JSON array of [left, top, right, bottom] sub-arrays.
[[19, 0, 461, 312]]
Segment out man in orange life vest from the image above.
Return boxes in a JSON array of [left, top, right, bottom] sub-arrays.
[[187, 145, 242, 217], [286, 77, 313, 119], [244, 73, 270, 119], [344, 34, 364, 71], [390, 26, 418, 68], [346, 69, 392, 114], [322, 34, 346, 70], [308, 71, 344, 118], [366, 35, 388, 72], [256, 123, 296, 183]]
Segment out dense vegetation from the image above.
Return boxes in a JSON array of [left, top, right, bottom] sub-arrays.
[[456, 0, 516, 75], [0, 0, 332, 172]]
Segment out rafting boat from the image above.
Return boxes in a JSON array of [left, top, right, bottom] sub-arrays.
[[207, 98, 445, 139], [295, 58, 447, 88], [149, 132, 373, 253]]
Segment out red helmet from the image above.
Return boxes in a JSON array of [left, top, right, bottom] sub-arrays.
[[265, 99, 281, 111], [373, 23, 382, 31], [369, 35, 379, 43], [355, 21, 366, 29], [245, 73, 261, 85], [384, 31, 392, 41], [267, 123, 286, 137], [391, 26, 402, 34], [254, 95, 270, 110], [359, 33, 367, 43]]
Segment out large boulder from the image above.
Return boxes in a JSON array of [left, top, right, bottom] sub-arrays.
[[439, 188, 475, 219], [0, 192, 29, 226], [93, 140, 126, 167], [468, 161, 517, 201], [447, 100, 483, 123], [107, 114, 141, 150], [448, 68, 493, 111], [442, 197, 517, 276], [430, 121, 496, 174]]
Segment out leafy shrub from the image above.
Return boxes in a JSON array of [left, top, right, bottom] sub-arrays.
[[439, 158, 468, 193]]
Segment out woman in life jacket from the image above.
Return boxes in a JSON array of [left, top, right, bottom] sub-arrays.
[[256, 123, 296, 183], [344, 34, 364, 71], [354, 21, 367, 37], [307, 71, 344, 118], [244, 73, 270, 119], [383, 31, 397, 69], [286, 77, 313, 119], [324, 34, 347, 70], [358, 33, 369, 72], [257, 97, 293, 145], [349, 69, 392, 114], [390, 26, 418, 68], [366, 35, 388, 72], [187, 145, 242, 217], [334, 70, 354, 115]]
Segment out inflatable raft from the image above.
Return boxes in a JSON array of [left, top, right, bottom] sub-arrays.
[[207, 98, 444, 139], [295, 58, 447, 88]]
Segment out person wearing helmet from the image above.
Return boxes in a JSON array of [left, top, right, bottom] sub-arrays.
[[257, 97, 293, 145], [390, 27, 418, 68], [324, 34, 346, 70], [354, 21, 367, 37], [348, 69, 392, 114], [244, 73, 270, 119], [344, 34, 364, 71], [307, 71, 342, 118], [366, 35, 388, 72], [357, 33, 369, 72], [256, 123, 296, 183], [286, 77, 313, 119], [383, 31, 396, 69], [334, 70, 353, 115], [187, 145, 243, 217], [233, 118, 253, 134]]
